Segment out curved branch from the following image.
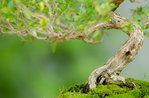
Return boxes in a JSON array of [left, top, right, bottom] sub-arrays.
[[88, 12, 144, 89]]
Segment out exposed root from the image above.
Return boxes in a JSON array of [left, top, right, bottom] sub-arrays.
[[88, 68, 137, 90], [88, 66, 127, 89], [88, 65, 108, 89]]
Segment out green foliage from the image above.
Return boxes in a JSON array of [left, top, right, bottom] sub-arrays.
[[51, 42, 57, 53], [1, 0, 149, 46], [59, 78, 149, 98], [0, 0, 115, 40], [131, 5, 149, 38], [0, 0, 149, 41], [0, 0, 117, 53]]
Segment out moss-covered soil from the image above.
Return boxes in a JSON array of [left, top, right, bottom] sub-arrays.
[[58, 78, 149, 98]]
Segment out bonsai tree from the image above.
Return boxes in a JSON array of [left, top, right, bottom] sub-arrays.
[[0, 0, 149, 90]]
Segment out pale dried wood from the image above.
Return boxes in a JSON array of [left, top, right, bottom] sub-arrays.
[[88, 12, 144, 89]]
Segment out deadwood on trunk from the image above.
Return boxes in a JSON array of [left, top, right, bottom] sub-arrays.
[[88, 12, 144, 89]]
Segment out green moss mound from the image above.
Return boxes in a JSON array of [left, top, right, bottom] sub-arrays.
[[58, 78, 149, 98]]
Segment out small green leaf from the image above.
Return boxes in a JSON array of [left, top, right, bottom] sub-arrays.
[[145, 25, 149, 29], [102, 17, 112, 22], [56, 19, 60, 25], [64, 33, 68, 37], [6, 18, 10, 22], [74, 16, 80, 21], [0, 7, 11, 14], [144, 10, 149, 16], [30, 28, 37, 36], [8, 1, 14, 9], [93, 30, 100, 41], [147, 33, 149, 37], [121, 22, 131, 28], [14, 0, 21, 4], [84, 26, 88, 33], [40, 2, 45, 11], [87, 21, 96, 24], [40, 18, 45, 25], [23, 9, 31, 19], [51, 42, 57, 53], [22, 35, 34, 41]]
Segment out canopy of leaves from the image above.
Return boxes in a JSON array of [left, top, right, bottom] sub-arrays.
[[0, 0, 149, 43], [0, 0, 115, 42]]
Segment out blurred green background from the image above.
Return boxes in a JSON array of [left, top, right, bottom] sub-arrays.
[[0, 1, 149, 98]]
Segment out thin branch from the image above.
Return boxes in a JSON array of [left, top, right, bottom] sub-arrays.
[[43, 0, 53, 17]]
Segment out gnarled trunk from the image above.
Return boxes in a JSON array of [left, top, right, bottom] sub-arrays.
[[88, 12, 144, 89]]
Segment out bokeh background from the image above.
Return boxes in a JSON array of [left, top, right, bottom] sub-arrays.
[[0, 1, 149, 98]]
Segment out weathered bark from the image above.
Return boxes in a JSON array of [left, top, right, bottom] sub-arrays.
[[88, 12, 144, 89]]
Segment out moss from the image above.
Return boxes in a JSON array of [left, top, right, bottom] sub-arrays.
[[144, 95, 149, 98], [58, 92, 98, 98], [129, 78, 149, 97], [108, 88, 141, 98], [58, 78, 149, 98], [91, 85, 129, 97]]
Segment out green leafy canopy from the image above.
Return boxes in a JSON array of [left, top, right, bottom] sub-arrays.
[[0, 0, 149, 52], [0, 0, 116, 52], [0, 0, 115, 38]]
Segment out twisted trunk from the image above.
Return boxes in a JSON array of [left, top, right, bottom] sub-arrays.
[[88, 13, 144, 89]]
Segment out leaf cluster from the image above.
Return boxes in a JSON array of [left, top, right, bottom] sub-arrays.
[[131, 4, 149, 38], [0, 0, 115, 41]]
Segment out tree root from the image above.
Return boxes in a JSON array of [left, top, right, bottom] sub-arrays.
[[88, 65, 108, 89], [87, 65, 137, 90]]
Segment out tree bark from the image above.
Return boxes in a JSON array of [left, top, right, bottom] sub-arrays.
[[88, 12, 144, 89]]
